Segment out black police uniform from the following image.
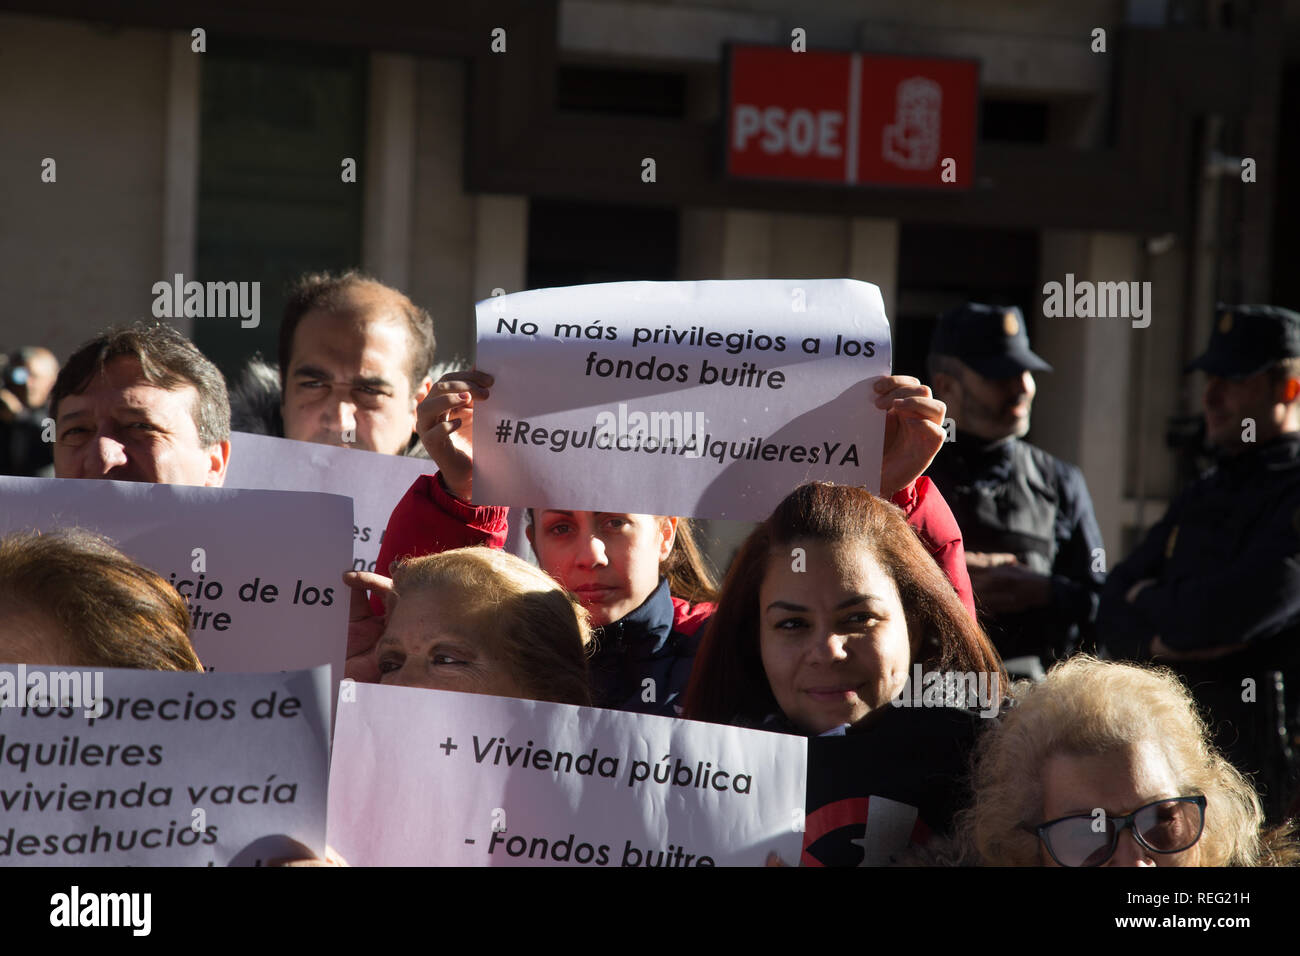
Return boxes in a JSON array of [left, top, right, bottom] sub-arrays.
[[925, 303, 1105, 666], [1099, 304, 1300, 814]]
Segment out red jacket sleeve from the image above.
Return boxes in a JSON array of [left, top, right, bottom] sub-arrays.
[[890, 477, 977, 620], [370, 472, 510, 614]]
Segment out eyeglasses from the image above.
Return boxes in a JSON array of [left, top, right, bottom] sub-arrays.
[[1025, 795, 1207, 867]]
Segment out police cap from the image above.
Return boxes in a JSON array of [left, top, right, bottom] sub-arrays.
[[1185, 304, 1300, 378], [929, 302, 1053, 379]]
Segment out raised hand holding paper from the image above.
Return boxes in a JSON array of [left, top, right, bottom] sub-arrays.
[[474, 279, 891, 520], [327, 683, 807, 866]]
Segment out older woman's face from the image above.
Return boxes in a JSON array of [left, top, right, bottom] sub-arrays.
[[759, 539, 913, 735], [1039, 741, 1202, 867], [376, 587, 528, 699]]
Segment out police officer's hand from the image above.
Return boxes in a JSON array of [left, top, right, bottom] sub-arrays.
[[343, 569, 394, 683], [1125, 578, 1156, 604], [874, 375, 948, 498], [969, 560, 1051, 614], [416, 369, 493, 501]]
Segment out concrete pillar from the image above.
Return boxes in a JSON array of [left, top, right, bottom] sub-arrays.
[[848, 217, 899, 323], [362, 53, 417, 293], [768, 212, 849, 279], [162, 30, 200, 338], [677, 208, 725, 280], [1032, 230, 1143, 562], [408, 57, 475, 366], [720, 210, 774, 277], [471, 196, 529, 309]]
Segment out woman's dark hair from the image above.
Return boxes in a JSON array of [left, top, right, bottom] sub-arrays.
[[0, 529, 202, 671], [683, 482, 1003, 727]]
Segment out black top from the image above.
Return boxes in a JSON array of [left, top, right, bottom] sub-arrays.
[[802, 704, 989, 867], [1098, 433, 1300, 793], [587, 578, 702, 717], [1099, 433, 1300, 658], [926, 432, 1105, 663]]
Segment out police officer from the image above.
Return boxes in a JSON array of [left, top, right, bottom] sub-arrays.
[[1099, 305, 1300, 812], [925, 302, 1105, 670]]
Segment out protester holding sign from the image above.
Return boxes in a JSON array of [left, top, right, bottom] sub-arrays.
[[362, 365, 968, 716], [366, 369, 716, 715], [681, 482, 1003, 860], [957, 656, 1299, 867], [377, 547, 592, 706], [0, 529, 202, 671]]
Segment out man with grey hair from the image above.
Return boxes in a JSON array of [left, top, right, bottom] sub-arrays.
[[50, 322, 231, 486]]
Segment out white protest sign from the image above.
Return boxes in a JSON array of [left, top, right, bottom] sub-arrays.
[[223, 432, 532, 571], [0, 477, 350, 679], [474, 279, 891, 520], [0, 666, 330, 866], [327, 683, 807, 866]]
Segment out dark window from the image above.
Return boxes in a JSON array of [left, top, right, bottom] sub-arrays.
[[893, 224, 1040, 380], [195, 37, 366, 380], [981, 99, 1049, 143], [1271, 66, 1300, 311], [556, 66, 687, 118], [526, 200, 679, 289]]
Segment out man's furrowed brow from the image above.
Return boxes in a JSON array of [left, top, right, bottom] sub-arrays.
[[291, 364, 332, 380]]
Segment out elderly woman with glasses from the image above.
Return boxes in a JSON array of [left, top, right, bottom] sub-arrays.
[[958, 656, 1298, 866]]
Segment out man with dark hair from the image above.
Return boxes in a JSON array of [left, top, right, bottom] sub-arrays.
[[273, 271, 435, 455], [924, 302, 1104, 671], [51, 322, 231, 486], [1099, 304, 1300, 810]]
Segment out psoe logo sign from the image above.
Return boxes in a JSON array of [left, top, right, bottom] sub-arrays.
[[882, 76, 941, 171], [152, 273, 260, 328]]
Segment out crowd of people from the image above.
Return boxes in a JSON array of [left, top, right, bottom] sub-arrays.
[[5, 268, 1300, 866]]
